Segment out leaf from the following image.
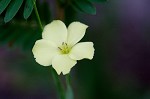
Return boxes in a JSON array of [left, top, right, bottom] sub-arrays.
[[88, 0, 107, 2], [72, 0, 96, 15], [0, 0, 11, 14], [4, 0, 23, 23], [23, 0, 34, 19], [0, 18, 41, 49]]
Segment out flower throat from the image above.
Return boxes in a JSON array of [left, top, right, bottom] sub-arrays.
[[58, 42, 71, 54]]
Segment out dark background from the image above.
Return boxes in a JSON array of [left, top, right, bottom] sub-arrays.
[[0, 0, 150, 99]]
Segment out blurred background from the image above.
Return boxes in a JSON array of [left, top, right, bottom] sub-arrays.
[[0, 0, 150, 99]]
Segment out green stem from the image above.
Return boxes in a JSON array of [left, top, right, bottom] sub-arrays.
[[32, 1, 65, 99], [51, 67, 65, 99], [65, 74, 74, 99], [66, 74, 71, 86], [32, 0, 43, 31]]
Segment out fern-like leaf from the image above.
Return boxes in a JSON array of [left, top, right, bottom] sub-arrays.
[[0, 0, 34, 23], [23, 0, 34, 19], [4, 0, 24, 23], [0, 0, 11, 14]]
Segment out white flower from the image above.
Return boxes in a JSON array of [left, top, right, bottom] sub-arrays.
[[32, 20, 95, 75]]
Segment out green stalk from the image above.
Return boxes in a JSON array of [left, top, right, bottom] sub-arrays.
[[51, 67, 65, 99], [66, 74, 71, 87], [32, 0, 43, 31], [32, 0, 65, 99], [65, 74, 74, 99]]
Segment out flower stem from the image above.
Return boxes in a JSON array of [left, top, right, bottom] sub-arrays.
[[32, 0, 43, 31], [66, 74, 71, 88], [32, 1, 65, 99], [51, 67, 65, 99], [65, 74, 74, 99]]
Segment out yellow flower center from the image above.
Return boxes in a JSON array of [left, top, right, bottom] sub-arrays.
[[58, 42, 71, 54]]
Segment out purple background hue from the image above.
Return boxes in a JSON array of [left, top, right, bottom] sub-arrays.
[[0, 0, 150, 99]]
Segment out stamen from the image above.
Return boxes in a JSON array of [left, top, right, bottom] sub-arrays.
[[58, 47, 62, 50], [59, 42, 70, 54], [62, 42, 64, 45]]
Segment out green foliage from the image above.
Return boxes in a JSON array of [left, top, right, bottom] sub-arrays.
[[23, 0, 34, 19], [70, 0, 107, 15], [0, 1, 51, 50], [0, 0, 107, 49], [72, 0, 96, 15], [0, 0, 34, 23], [0, 0, 107, 23], [4, 0, 23, 23], [0, 0, 11, 14], [0, 20, 41, 49]]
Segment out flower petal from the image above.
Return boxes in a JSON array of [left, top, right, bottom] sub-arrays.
[[42, 20, 67, 46], [32, 39, 59, 66], [52, 54, 77, 75], [69, 42, 94, 60], [67, 22, 88, 46]]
